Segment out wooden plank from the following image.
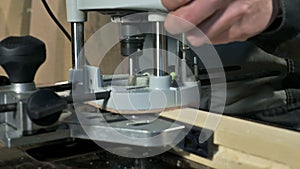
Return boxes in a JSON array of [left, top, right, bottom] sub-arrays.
[[160, 108, 300, 169], [172, 146, 289, 169]]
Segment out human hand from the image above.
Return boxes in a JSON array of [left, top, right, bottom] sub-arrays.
[[162, 0, 282, 46]]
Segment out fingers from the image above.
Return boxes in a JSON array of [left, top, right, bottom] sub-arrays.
[[205, 29, 232, 45], [184, 9, 232, 46], [187, 19, 250, 46], [186, 9, 228, 46], [164, 0, 276, 46], [208, 26, 249, 45], [186, 26, 239, 46], [185, 2, 249, 46], [161, 0, 192, 11], [164, 0, 229, 34]]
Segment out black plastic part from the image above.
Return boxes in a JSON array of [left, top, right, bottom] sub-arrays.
[[0, 103, 17, 113], [0, 75, 10, 86], [38, 83, 72, 92], [66, 91, 111, 104], [26, 89, 67, 126], [120, 37, 144, 56], [0, 36, 46, 83], [25, 140, 100, 162], [178, 127, 215, 159]]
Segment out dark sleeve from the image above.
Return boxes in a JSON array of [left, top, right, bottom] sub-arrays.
[[249, 0, 300, 53]]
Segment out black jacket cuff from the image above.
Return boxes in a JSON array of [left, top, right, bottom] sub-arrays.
[[250, 0, 300, 53]]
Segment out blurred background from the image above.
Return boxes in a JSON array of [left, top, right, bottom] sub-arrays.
[[0, 0, 126, 85]]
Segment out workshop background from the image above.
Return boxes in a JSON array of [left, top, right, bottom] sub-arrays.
[[1, 0, 299, 85], [0, 1, 300, 169], [0, 0, 125, 85]]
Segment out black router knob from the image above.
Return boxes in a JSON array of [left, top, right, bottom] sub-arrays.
[[0, 36, 46, 83], [27, 89, 67, 126], [0, 76, 10, 86]]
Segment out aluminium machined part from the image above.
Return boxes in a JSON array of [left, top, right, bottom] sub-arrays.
[[82, 66, 200, 114], [91, 82, 199, 113], [67, 110, 186, 148]]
